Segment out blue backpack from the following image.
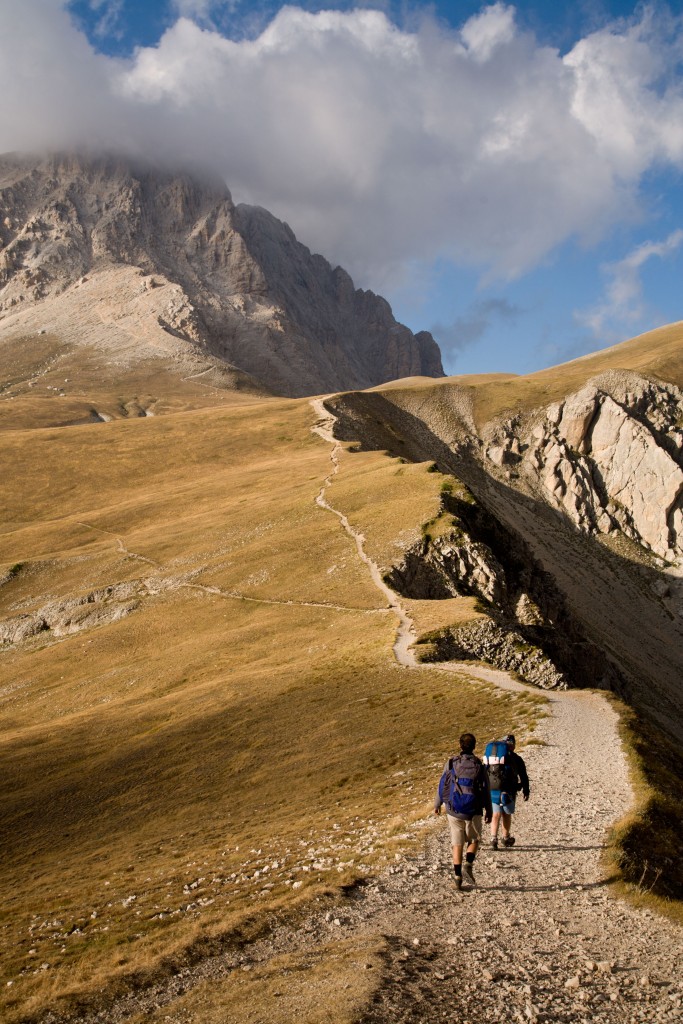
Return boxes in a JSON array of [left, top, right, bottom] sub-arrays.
[[439, 753, 483, 818], [483, 739, 512, 802]]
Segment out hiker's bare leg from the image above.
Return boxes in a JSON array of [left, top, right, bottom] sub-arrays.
[[491, 811, 501, 838], [452, 843, 464, 866], [501, 811, 512, 838], [466, 839, 479, 856]]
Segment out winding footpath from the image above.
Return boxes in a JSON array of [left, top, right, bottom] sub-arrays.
[[308, 397, 683, 1023], [312, 398, 418, 666]]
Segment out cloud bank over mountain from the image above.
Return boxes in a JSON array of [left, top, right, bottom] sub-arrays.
[[2, 2, 683, 290]]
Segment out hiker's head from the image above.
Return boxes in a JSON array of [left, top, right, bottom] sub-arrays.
[[505, 734, 516, 750], [459, 732, 476, 754]]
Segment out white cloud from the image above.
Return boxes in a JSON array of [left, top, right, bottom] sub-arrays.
[[460, 2, 516, 63], [172, 0, 214, 17], [170, 0, 240, 24], [2, 3, 683, 291], [83, 0, 124, 39], [564, 5, 683, 177], [576, 229, 683, 339], [88, 0, 124, 38]]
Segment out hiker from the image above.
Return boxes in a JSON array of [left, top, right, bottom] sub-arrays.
[[484, 733, 530, 849], [434, 732, 492, 890]]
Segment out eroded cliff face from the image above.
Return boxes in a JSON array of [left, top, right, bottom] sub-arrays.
[[0, 152, 444, 396], [383, 487, 626, 691], [485, 373, 683, 564], [327, 369, 683, 736]]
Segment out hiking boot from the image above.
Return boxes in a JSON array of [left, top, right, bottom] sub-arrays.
[[461, 862, 476, 887], [491, 836, 499, 850], [453, 875, 462, 892], [503, 835, 516, 848]]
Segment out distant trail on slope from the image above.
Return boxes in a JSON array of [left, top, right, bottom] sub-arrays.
[[182, 580, 388, 616], [76, 520, 384, 615], [311, 398, 526, 688], [76, 522, 161, 566], [311, 397, 418, 667], [180, 364, 232, 394]]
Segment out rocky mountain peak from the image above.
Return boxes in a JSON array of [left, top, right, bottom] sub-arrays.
[[0, 151, 444, 396]]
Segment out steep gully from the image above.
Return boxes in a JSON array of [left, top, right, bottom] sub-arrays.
[[311, 394, 615, 697], [314, 396, 624, 698], [312, 398, 539, 690]]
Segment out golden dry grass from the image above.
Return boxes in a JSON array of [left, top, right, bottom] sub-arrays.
[[0, 390, 540, 1022], [602, 694, 683, 923], [374, 320, 683, 430], [0, 334, 262, 432], [128, 937, 386, 1024], [404, 596, 485, 639], [467, 320, 683, 427]]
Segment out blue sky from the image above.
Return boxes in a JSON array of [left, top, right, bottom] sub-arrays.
[[67, 2, 651, 54], [3, 1, 683, 375]]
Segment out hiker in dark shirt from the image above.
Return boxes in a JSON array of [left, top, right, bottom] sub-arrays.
[[434, 732, 492, 890], [488, 733, 530, 849]]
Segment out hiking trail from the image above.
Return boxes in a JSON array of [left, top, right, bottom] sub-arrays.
[[311, 397, 418, 667], [306, 396, 683, 1023], [48, 399, 683, 1024]]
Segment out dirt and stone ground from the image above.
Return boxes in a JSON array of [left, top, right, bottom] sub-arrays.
[[349, 686, 683, 1023]]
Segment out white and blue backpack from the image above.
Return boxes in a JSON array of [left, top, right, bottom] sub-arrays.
[[483, 739, 514, 804]]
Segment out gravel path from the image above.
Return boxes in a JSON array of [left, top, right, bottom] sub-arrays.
[[84, 683, 681, 1024], [219, 683, 683, 1024], [334, 685, 683, 1023]]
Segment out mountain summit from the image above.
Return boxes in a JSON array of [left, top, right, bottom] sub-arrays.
[[0, 152, 444, 396]]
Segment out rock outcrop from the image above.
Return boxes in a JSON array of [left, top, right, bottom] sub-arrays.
[[417, 617, 567, 689], [386, 529, 509, 607], [0, 582, 144, 645], [485, 373, 683, 562], [0, 152, 444, 396], [383, 491, 614, 690]]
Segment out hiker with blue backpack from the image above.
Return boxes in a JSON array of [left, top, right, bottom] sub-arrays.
[[434, 732, 492, 890], [483, 734, 530, 849]]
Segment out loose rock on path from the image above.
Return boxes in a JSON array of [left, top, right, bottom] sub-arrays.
[[102, 685, 682, 1024], [304, 398, 683, 1023], [334, 686, 683, 1023]]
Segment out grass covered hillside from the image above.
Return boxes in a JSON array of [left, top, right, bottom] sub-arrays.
[[464, 318, 683, 428], [349, 324, 683, 909], [0, 389, 541, 1022], [376, 319, 683, 430]]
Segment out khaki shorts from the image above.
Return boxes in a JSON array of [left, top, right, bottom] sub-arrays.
[[447, 813, 483, 847]]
